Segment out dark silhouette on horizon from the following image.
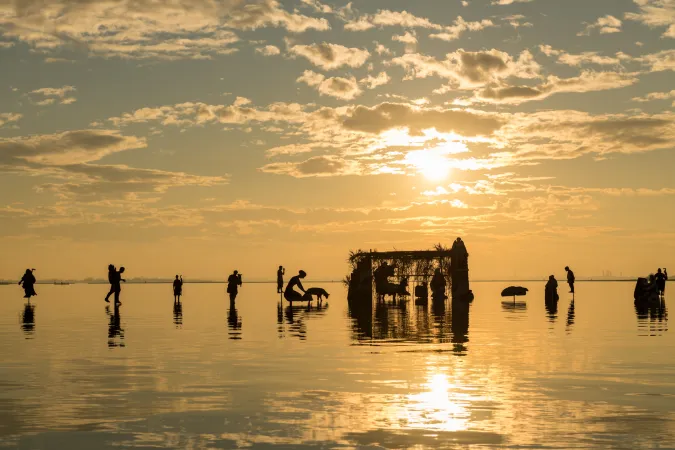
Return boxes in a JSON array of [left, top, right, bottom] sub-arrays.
[[106, 304, 125, 348], [227, 270, 242, 302], [173, 275, 183, 302], [655, 268, 668, 297], [284, 270, 306, 302], [374, 262, 410, 302], [20, 302, 36, 337], [303, 287, 329, 304], [501, 286, 528, 300], [277, 266, 285, 294], [545, 275, 560, 323], [18, 269, 37, 299], [430, 268, 447, 301], [565, 266, 575, 296], [105, 265, 126, 304], [635, 274, 662, 303]]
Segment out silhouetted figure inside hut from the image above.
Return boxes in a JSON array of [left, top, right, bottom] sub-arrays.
[[545, 275, 559, 303], [430, 268, 447, 300], [173, 275, 183, 302], [227, 299, 242, 340], [227, 270, 242, 302], [21, 302, 36, 337], [173, 299, 183, 327], [373, 262, 393, 300], [565, 266, 575, 295], [450, 300, 470, 355], [655, 268, 667, 297], [107, 304, 124, 348], [18, 269, 37, 299], [284, 270, 306, 302], [277, 266, 285, 293]]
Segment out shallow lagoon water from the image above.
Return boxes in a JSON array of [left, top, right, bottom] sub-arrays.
[[0, 281, 673, 449]]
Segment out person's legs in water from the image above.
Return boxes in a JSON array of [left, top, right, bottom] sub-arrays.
[[569, 282, 574, 294], [114, 287, 121, 304], [105, 287, 114, 302]]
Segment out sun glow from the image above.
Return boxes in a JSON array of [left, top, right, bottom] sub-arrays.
[[404, 141, 468, 181]]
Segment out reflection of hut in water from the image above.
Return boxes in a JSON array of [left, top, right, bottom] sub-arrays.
[[345, 238, 473, 304]]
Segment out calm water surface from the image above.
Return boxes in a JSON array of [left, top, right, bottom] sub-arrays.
[[0, 282, 673, 449]]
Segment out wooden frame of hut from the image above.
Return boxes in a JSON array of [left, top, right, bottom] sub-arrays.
[[346, 238, 474, 304]]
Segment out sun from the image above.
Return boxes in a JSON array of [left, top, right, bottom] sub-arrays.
[[404, 144, 461, 181]]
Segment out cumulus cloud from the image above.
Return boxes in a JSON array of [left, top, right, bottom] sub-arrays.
[[391, 49, 541, 88], [578, 15, 622, 36], [0, 0, 328, 60], [625, 0, 675, 38], [0, 112, 22, 128], [429, 16, 495, 41], [288, 42, 370, 70], [29, 85, 77, 105], [637, 49, 675, 71], [472, 71, 639, 104], [632, 89, 675, 104], [360, 72, 391, 89], [255, 45, 281, 56], [344, 9, 442, 31], [297, 70, 363, 100]]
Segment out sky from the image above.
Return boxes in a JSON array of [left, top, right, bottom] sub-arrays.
[[0, 0, 674, 280]]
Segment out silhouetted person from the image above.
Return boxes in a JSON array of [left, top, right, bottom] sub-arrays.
[[113, 267, 126, 304], [277, 266, 285, 293], [656, 268, 667, 297], [173, 275, 183, 302], [105, 265, 125, 303], [18, 269, 37, 299], [227, 270, 242, 302], [21, 302, 36, 336], [284, 270, 306, 302], [565, 266, 575, 294], [545, 275, 559, 302]]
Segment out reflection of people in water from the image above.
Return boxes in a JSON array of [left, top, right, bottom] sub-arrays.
[[107, 304, 125, 348], [173, 299, 183, 327], [284, 270, 306, 301], [18, 269, 37, 299], [565, 266, 575, 294], [227, 300, 242, 339], [277, 266, 285, 293], [566, 300, 575, 332], [21, 302, 36, 336], [227, 270, 242, 301], [173, 275, 183, 302]]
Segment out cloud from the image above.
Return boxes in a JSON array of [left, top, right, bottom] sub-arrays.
[[360, 72, 391, 89], [578, 15, 622, 36], [632, 89, 675, 104], [0, 130, 145, 166], [492, 0, 536, 4], [539, 46, 624, 66], [29, 85, 77, 105], [260, 155, 360, 177], [344, 10, 443, 31], [0, 0, 328, 60], [288, 42, 370, 70], [265, 143, 315, 156], [637, 49, 675, 71], [0, 112, 22, 128], [429, 16, 495, 41], [297, 70, 363, 100], [255, 45, 281, 56], [625, 0, 675, 38], [472, 71, 639, 104], [391, 49, 541, 88]]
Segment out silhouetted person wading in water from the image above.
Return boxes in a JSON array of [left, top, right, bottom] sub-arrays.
[[565, 266, 575, 295], [227, 270, 242, 301], [173, 275, 183, 302], [18, 269, 37, 299], [284, 270, 306, 302], [277, 266, 285, 294]]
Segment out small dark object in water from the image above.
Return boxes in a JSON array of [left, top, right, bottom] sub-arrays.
[[501, 286, 528, 297]]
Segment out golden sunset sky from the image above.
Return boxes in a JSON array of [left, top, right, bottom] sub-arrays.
[[0, 0, 673, 280]]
